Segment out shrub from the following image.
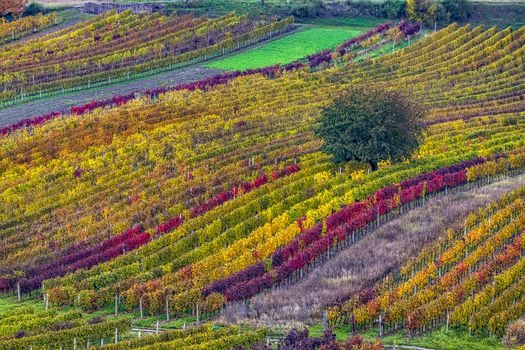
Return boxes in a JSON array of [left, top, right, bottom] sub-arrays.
[[504, 318, 525, 346], [23, 3, 46, 16]]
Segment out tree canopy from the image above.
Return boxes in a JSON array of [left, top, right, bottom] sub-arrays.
[[315, 86, 423, 171], [0, 0, 27, 18]]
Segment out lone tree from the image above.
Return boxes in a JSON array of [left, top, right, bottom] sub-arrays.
[[316, 87, 423, 171]]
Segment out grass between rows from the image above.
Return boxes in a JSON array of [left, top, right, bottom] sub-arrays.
[[309, 323, 508, 350]]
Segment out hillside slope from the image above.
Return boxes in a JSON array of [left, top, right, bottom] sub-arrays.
[[224, 175, 525, 327]]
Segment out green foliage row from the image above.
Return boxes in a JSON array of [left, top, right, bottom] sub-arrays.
[[0, 318, 131, 350]]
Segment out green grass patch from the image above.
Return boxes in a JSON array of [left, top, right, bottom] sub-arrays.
[[310, 323, 506, 350], [205, 27, 363, 71], [0, 295, 44, 315]]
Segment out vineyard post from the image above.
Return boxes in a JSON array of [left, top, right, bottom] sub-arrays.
[[115, 294, 119, 316], [156, 320, 159, 334], [351, 313, 355, 334], [446, 310, 449, 331], [73, 337, 77, 350], [16, 282, 20, 301], [196, 303, 200, 324], [114, 328, 118, 344], [45, 293, 49, 310], [323, 309, 327, 332], [327, 234, 330, 260], [379, 314, 383, 337], [101, 339, 104, 346], [138, 330, 141, 338], [139, 297, 144, 318], [166, 296, 169, 321]]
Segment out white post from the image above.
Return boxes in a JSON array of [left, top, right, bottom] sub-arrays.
[[139, 297, 143, 319], [73, 337, 77, 350], [115, 294, 119, 316], [45, 293, 49, 310], [114, 328, 118, 344], [16, 282, 21, 301], [156, 320, 159, 334], [138, 330, 141, 339]]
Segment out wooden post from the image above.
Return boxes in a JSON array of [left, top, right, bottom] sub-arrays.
[[351, 313, 356, 334], [166, 296, 170, 321], [196, 303, 199, 325], [327, 235, 330, 260]]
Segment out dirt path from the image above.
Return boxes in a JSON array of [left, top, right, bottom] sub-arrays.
[[0, 67, 222, 127], [222, 175, 525, 327]]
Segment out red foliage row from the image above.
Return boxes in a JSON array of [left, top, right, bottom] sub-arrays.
[[190, 165, 299, 219], [0, 21, 407, 138], [206, 156, 492, 302], [0, 112, 60, 136], [0, 65, 295, 137], [0, 164, 301, 294], [336, 22, 391, 54], [0, 225, 148, 293]]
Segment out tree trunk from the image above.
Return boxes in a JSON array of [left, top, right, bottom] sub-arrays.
[[369, 160, 378, 172]]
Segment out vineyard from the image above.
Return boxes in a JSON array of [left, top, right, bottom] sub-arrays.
[[0, 10, 294, 104], [0, 12, 57, 44], [0, 0, 525, 348]]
